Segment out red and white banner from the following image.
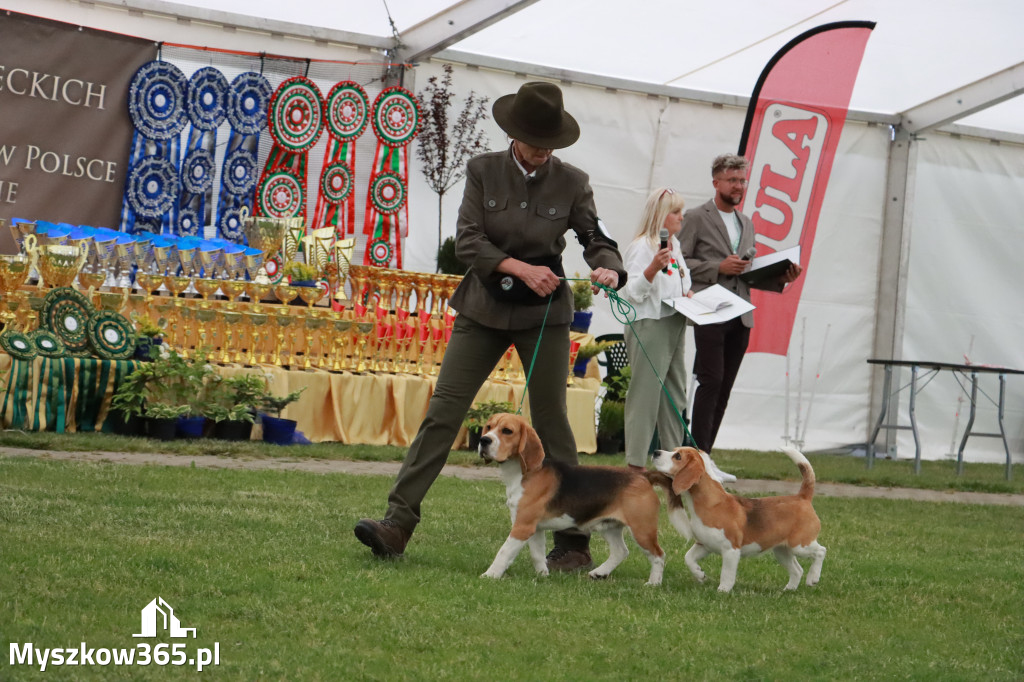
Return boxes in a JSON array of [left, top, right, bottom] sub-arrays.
[[739, 21, 875, 355]]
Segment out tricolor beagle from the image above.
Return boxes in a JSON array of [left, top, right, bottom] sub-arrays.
[[478, 413, 665, 584], [652, 446, 826, 592]]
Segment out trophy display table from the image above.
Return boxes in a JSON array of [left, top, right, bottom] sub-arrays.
[[0, 354, 602, 453]]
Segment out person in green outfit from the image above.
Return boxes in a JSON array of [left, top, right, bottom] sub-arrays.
[[355, 81, 626, 572]]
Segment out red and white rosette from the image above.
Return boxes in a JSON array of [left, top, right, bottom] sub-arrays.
[[369, 171, 406, 215], [269, 76, 325, 153], [367, 237, 393, 267], [362, 86, 420, 268], [371, 87, 420, 148], [313, 81, 369, 240], [326, 82, 369, 140], [258, 169, 304, 219], [255, 77, 324, 220]]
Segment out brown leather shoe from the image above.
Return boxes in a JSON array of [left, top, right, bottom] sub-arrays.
[[354, 518, 411, 559], [545, 546, 594, 573]]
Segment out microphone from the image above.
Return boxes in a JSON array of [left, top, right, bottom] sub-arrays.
[[740, 246, 757, 261], [659, 228, 670, 274]]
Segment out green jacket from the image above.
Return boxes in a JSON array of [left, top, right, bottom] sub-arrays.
[[450, 147, 626, 330]]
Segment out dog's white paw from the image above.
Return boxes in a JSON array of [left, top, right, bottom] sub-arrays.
[[536, 567, 549, 577], [644, 579, 662, 587], [588, 570, 610, 581], [480, 570, 503, 579]]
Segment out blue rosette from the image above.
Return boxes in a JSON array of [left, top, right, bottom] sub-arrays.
[[129, 60, 188, 141], [228, 72, 272, 135], [187, 67, 228, 131]]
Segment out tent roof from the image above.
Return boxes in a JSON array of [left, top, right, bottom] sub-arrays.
[[167, 0, 1024, 136]]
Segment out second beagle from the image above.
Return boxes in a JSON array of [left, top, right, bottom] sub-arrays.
[[478, 413, 665, 585], [652, 446, 826, 592]]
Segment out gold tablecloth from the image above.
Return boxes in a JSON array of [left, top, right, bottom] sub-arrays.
[[222, 364, 601, 453], [0, 352, 600, 453]]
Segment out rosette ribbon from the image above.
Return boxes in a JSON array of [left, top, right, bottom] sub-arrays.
[[121, 60, 188, 235], [215, 72, 272, 242], [312, 81, 369, 239], [177, 67, 228, 237], [362, 86, 420, 268], [254, 76, 325, 223]]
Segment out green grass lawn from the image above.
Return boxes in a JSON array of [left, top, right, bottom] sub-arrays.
[[2, 456, 1022, 681]]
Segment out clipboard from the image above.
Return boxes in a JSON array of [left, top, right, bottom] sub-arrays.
[[739, 245, 800, 286]]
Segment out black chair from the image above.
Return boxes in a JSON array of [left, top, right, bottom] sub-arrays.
[[595, 333, 629, 401]]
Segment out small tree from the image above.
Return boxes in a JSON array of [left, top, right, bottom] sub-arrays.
[[415, 64, 490, 269]]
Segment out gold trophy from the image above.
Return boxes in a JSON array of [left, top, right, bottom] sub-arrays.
[[331, 318, 353, 372], [301, 315, 327, 370], [0, 253, 31, 329], [246, 280, 271, 310], [274, 283, 299, 307], [243, 215, 287, 285], [221, 310, 243, 364], [297, 282, 326, 311], [283, 219, 305, 263], [35, 244, 87, 288], [273, 312, 294, 366], [352, 321, 375, 373], [9, 220, 37, 255], [347, 264, 371, 317], [245, 311, 269, 365], [330, 238, 355, 305], [302, 226, 333, 277]]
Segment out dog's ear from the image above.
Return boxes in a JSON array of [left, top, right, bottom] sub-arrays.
[[671, 451, 704, 494], [517, 419, 545, 474]]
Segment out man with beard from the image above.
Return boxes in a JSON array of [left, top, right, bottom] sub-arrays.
[[679, 153, 802, 454]]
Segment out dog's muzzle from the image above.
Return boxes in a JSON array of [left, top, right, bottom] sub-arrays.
[[477, 434, 493, 461]]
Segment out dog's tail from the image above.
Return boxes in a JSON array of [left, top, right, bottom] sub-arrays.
[[781, 447, 815, 500], [642, 470, 684, 509]]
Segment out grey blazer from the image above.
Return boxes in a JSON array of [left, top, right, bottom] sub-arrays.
[[679, 199, 783, 328], [449, 148, 626, 330]]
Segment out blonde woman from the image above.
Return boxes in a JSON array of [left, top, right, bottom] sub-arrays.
[[618, 188, 693, 470]]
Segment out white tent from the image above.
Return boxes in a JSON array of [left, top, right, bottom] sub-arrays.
[[7, 0, 1023, 464]]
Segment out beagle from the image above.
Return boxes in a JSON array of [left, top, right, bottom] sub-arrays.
[[477, 413, 665, 584], [652, 446, 826, 592]]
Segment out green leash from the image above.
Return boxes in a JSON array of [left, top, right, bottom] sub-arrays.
[[516, 278, 696, 447]]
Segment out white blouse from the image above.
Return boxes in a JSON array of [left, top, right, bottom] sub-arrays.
[[619, 235, 692, 321]]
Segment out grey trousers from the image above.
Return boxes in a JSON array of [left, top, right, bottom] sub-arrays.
[[384, 315, 577, 532], [623, 315, 689, 467]]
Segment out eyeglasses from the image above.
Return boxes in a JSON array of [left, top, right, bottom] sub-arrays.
[[659, 188, 676, 198]]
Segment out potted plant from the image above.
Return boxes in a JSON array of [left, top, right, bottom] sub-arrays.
[[596, 398, 625, 454], [112, 349, 215, 440], [283, 260, 318, 287], [132, 314, 165, 361], [461, 399, 513, 451], [573, 340, 616, 378], [259, 386, 307, 445], [204, 373, 265, 441], [570, 275, 594, 333], [145, 403, 191, 441], [596, 366, 631, 454]]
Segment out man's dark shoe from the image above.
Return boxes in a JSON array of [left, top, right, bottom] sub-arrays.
[[354, 518, 411, 559], [545, 546, 593, 573]]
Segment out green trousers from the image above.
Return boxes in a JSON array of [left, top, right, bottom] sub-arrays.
[[385, 315, 579, 535]]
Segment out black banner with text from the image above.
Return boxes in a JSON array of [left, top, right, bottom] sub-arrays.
[[0, 11, 155, 251]]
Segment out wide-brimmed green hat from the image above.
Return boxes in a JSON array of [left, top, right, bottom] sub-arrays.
[[492, 81, 580, 149]]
